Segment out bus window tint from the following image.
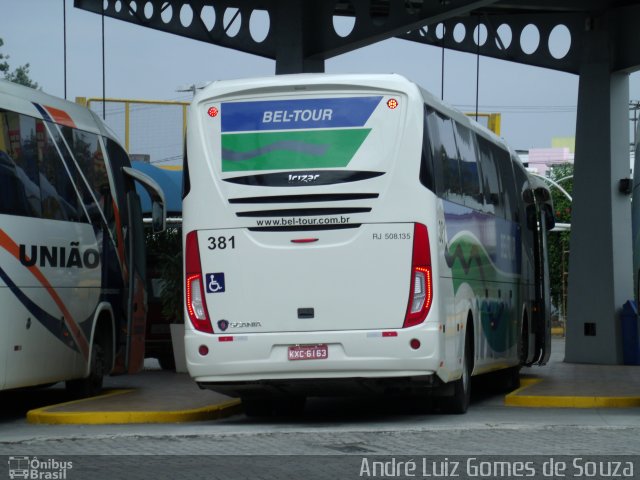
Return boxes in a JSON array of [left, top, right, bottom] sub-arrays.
[[477, 136, 501, 217], [39, 120, 83, 222], [66, 128, 114, 230], [492, 144, 517, 222], [426, 108, 461, 202], [0, 111, 36, 217], [104, 138, 130, 238], [9, 113, 43, 217], [454, 122, 483, 210], [419, 106, 435, 192]]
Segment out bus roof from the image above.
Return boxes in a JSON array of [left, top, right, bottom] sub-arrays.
[[194, 72, 510, 154], [0, 79, 119, 141]]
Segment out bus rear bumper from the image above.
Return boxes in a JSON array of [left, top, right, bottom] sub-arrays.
[[185, 325, 447, 396], [196, 374, 444, 397]]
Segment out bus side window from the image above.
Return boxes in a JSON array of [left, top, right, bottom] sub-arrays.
[[454, 122, 483, 210], [10, 113, 43, 217], [104, 138, 131, 243], [426, 108, 462, 203], [492, 144, 518, 222], [66, 128, 115, 232], [39, 120, 83, 222], [0, 111, 35, 217], [477, 136, 500, 217], [419, 105, 436, 192]]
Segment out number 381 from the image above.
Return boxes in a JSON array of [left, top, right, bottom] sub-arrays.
[[207, 236, 235, 250]]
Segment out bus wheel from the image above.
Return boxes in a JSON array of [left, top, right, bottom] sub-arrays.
[[501, 366, 521, 392], [66, 342, 106, 398], [445, 333, 471, 414], [242, 396, 274, 417]]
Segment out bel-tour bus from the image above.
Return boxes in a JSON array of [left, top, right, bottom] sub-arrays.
[[0, 79, 166, 395], [182, 74, 553, 415]]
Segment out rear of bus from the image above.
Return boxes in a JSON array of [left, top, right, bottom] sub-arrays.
[[183, 74, 444, 399]]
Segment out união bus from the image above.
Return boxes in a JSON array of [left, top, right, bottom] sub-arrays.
[[0, 79, 165, 395]]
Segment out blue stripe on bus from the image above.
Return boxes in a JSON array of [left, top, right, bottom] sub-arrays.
[[0, 265, 80, 353], [32, 103, 52, 122], [221, 96, 382, 132]]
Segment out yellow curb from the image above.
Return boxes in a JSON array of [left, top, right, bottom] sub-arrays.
[[505, 378, 640, 408], [27, 389, 242, 424], [551, 327, 565, 336]]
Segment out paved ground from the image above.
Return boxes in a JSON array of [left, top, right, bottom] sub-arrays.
[[2, 338, 640, 479], [20, 338, 640, 425]]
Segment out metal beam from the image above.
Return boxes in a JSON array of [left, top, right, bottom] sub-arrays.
[[609, 4, 640, 73], [399, 12, 586, 74], [75, 0, 501, 73]]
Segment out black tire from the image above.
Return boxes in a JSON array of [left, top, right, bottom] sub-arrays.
[[242, 396, 274, 418], [158, 354, 176, 371], [66, 343, 106, 398], [444, 333, 471, 414], [503, 366, 521, 392]]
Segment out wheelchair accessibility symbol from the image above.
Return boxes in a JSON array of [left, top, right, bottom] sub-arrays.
[[205, 273, 226, 293]]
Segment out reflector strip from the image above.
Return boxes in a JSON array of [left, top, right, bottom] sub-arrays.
[[291, 238, 319, 243], [218, 336, 234, 342], [367, 331, 399, 338]]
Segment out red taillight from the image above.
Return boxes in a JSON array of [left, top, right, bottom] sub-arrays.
[[185, 231, 213, 333], [403, 223, 433, 328]]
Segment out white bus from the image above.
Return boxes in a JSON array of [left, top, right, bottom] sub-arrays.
[[182, 74, 553, 414], [0, 80, 166, 395]]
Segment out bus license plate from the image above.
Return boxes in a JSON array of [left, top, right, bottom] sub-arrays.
[[288, 344, 328, 361]]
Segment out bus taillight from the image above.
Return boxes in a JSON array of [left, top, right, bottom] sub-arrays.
[[185, 231, 214, 333], [404, 223, 433, 328]]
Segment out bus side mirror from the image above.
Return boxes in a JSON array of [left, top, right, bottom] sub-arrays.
[[151, 201, 166, 233], [534, 187, 551, 203], [543, 204, 556, 230], [522, 188, 534, 204]]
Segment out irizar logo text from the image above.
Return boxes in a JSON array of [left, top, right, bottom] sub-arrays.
[[288, 174, 320, 184]]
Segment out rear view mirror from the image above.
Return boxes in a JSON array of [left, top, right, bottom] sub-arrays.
[[522, 188, 534, 204], [534, 187, 551, 203], [152, 201, 166, 233]]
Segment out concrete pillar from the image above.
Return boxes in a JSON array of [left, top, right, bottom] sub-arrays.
[[565, 28, 633, 364], [274, 0, 325, 74]]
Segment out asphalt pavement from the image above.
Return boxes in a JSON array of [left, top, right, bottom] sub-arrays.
[[22, 338, 640, 425]]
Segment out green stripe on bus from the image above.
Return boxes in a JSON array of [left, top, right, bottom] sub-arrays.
[[221, 129, 371, 172], [449, 234, 519, 353]]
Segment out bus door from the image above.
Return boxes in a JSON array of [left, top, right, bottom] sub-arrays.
[[632, 123, 640, 304], [121, 167, 165, 373], [532, 187, 554, 365]]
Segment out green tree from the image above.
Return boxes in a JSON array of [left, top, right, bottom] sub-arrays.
[[145, 226, 183, 322], [546, 163, 573, 321], [0, 37, 39, 89]]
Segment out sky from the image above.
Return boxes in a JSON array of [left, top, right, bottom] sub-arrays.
[[1, 0, 639, 158]]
